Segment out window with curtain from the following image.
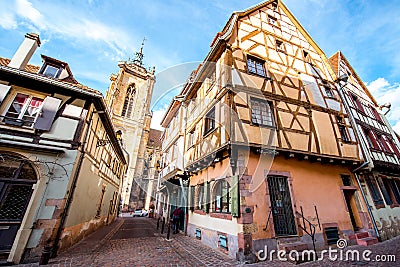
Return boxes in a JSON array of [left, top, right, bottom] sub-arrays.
[[3, 93, 44, 127], [213, 180, 230, 213]]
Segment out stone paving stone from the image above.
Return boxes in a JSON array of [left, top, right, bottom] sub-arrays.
[[15, 217, 400, 267]]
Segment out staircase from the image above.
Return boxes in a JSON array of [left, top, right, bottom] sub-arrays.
[[277, 237, 311, 263], [355, 232, 379, 246]]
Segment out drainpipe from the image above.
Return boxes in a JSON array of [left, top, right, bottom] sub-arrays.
[[48, 105, 95, 259], [353, 164, 381, 241], [334, 73, 380, 240]]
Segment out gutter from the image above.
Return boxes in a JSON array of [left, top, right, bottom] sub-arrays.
[[334, 72, 379, 239], [0, 65, 101, 98], [353, 162, 381, 241]]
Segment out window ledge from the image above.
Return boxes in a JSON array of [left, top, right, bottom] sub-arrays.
[[203, 127, 217, 138], [250, 123, 275, 129], [210, 212, 232, 220], [0, 123, 35, 134]]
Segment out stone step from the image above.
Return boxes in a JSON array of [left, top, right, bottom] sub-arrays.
[[276, 236, 301, 245], [278, 241, 308, 252], [357, 237, 379, 246]]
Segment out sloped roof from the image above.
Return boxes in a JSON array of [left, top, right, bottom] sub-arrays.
[[0, 57, 40, 73], [148, 128, 162, 147], [329, 51, 378, 106], [0, 56, 101, 95]]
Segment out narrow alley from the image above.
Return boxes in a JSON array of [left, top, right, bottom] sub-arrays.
[[21, 216, 237, 267], [13, 216, 400, 267]]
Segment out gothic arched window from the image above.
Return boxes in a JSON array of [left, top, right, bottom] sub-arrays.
[[121, 84, 136, 118]]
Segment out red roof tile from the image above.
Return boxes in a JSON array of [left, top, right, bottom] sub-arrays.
[[0, 56, 100, 95], [148, 128, 162, 148]]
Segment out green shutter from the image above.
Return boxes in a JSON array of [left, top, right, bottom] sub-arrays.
[[189, 186, 195, 211], [230, 175, 240, 217], [203, 182, 210, 213]]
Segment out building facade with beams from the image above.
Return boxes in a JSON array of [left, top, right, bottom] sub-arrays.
[[0, 33, 127, 264], [104, 45, 156, 210], [330, 52, 400, 241], [142, 128, 162, 211], [156, 97, 187, 226], [158, 0, 378, 261]]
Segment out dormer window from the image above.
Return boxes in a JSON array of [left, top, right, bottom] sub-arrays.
[[41, 64, 60, 78]]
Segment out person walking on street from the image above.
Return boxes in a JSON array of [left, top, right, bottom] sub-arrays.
[[172, 207, 183, 234]]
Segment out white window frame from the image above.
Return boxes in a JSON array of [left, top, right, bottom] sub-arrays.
[[1, 90, 46, 128]]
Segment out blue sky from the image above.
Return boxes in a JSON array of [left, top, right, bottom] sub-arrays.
[[0, 0, 399, 131]]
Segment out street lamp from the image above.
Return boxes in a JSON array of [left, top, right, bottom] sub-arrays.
[[97, 130, 123, 147], [379, 102, 392, 115]]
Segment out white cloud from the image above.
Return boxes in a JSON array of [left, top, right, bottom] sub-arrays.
[[15, 0, 43, 26], [1, 0, 134, 61], [0, 13, 18, 30], [393, 121, 400, 134], [366, 78, 400, 132], [367, 77, 390, 94], [150, 109, 166, 131]]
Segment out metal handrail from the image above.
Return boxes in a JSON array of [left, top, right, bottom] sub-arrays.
[[296, 211, 317, 252]]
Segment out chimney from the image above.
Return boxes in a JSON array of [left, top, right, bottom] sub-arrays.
[[8, 33, 41, 70]]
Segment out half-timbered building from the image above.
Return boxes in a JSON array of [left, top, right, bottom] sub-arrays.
[[156, 98, 187, 228], [0, 33, 127, 264], [330, 52, 400, 241], [161, 0, 376, 261]]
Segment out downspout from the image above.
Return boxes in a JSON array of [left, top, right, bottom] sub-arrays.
[[353, 165, 381, 241], [334, 72, 380, 240], [49, 104, 95, 259]]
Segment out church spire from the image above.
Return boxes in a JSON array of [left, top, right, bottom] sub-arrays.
[[132, 37, 146, 66]]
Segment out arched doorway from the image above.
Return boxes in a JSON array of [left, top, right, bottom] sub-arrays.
[[0, 153, 37, 257]]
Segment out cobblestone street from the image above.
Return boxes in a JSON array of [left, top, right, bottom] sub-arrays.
[[15, 217, 399, 267]]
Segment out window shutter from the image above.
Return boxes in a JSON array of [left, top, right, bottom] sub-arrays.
[[376, 177, 393, 205], [0, 84, 11, 104], [230, 175, 240, 217], [189, 186, 195, 211], [33, 96, 62, 131], [203, 182, 210, 213]]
